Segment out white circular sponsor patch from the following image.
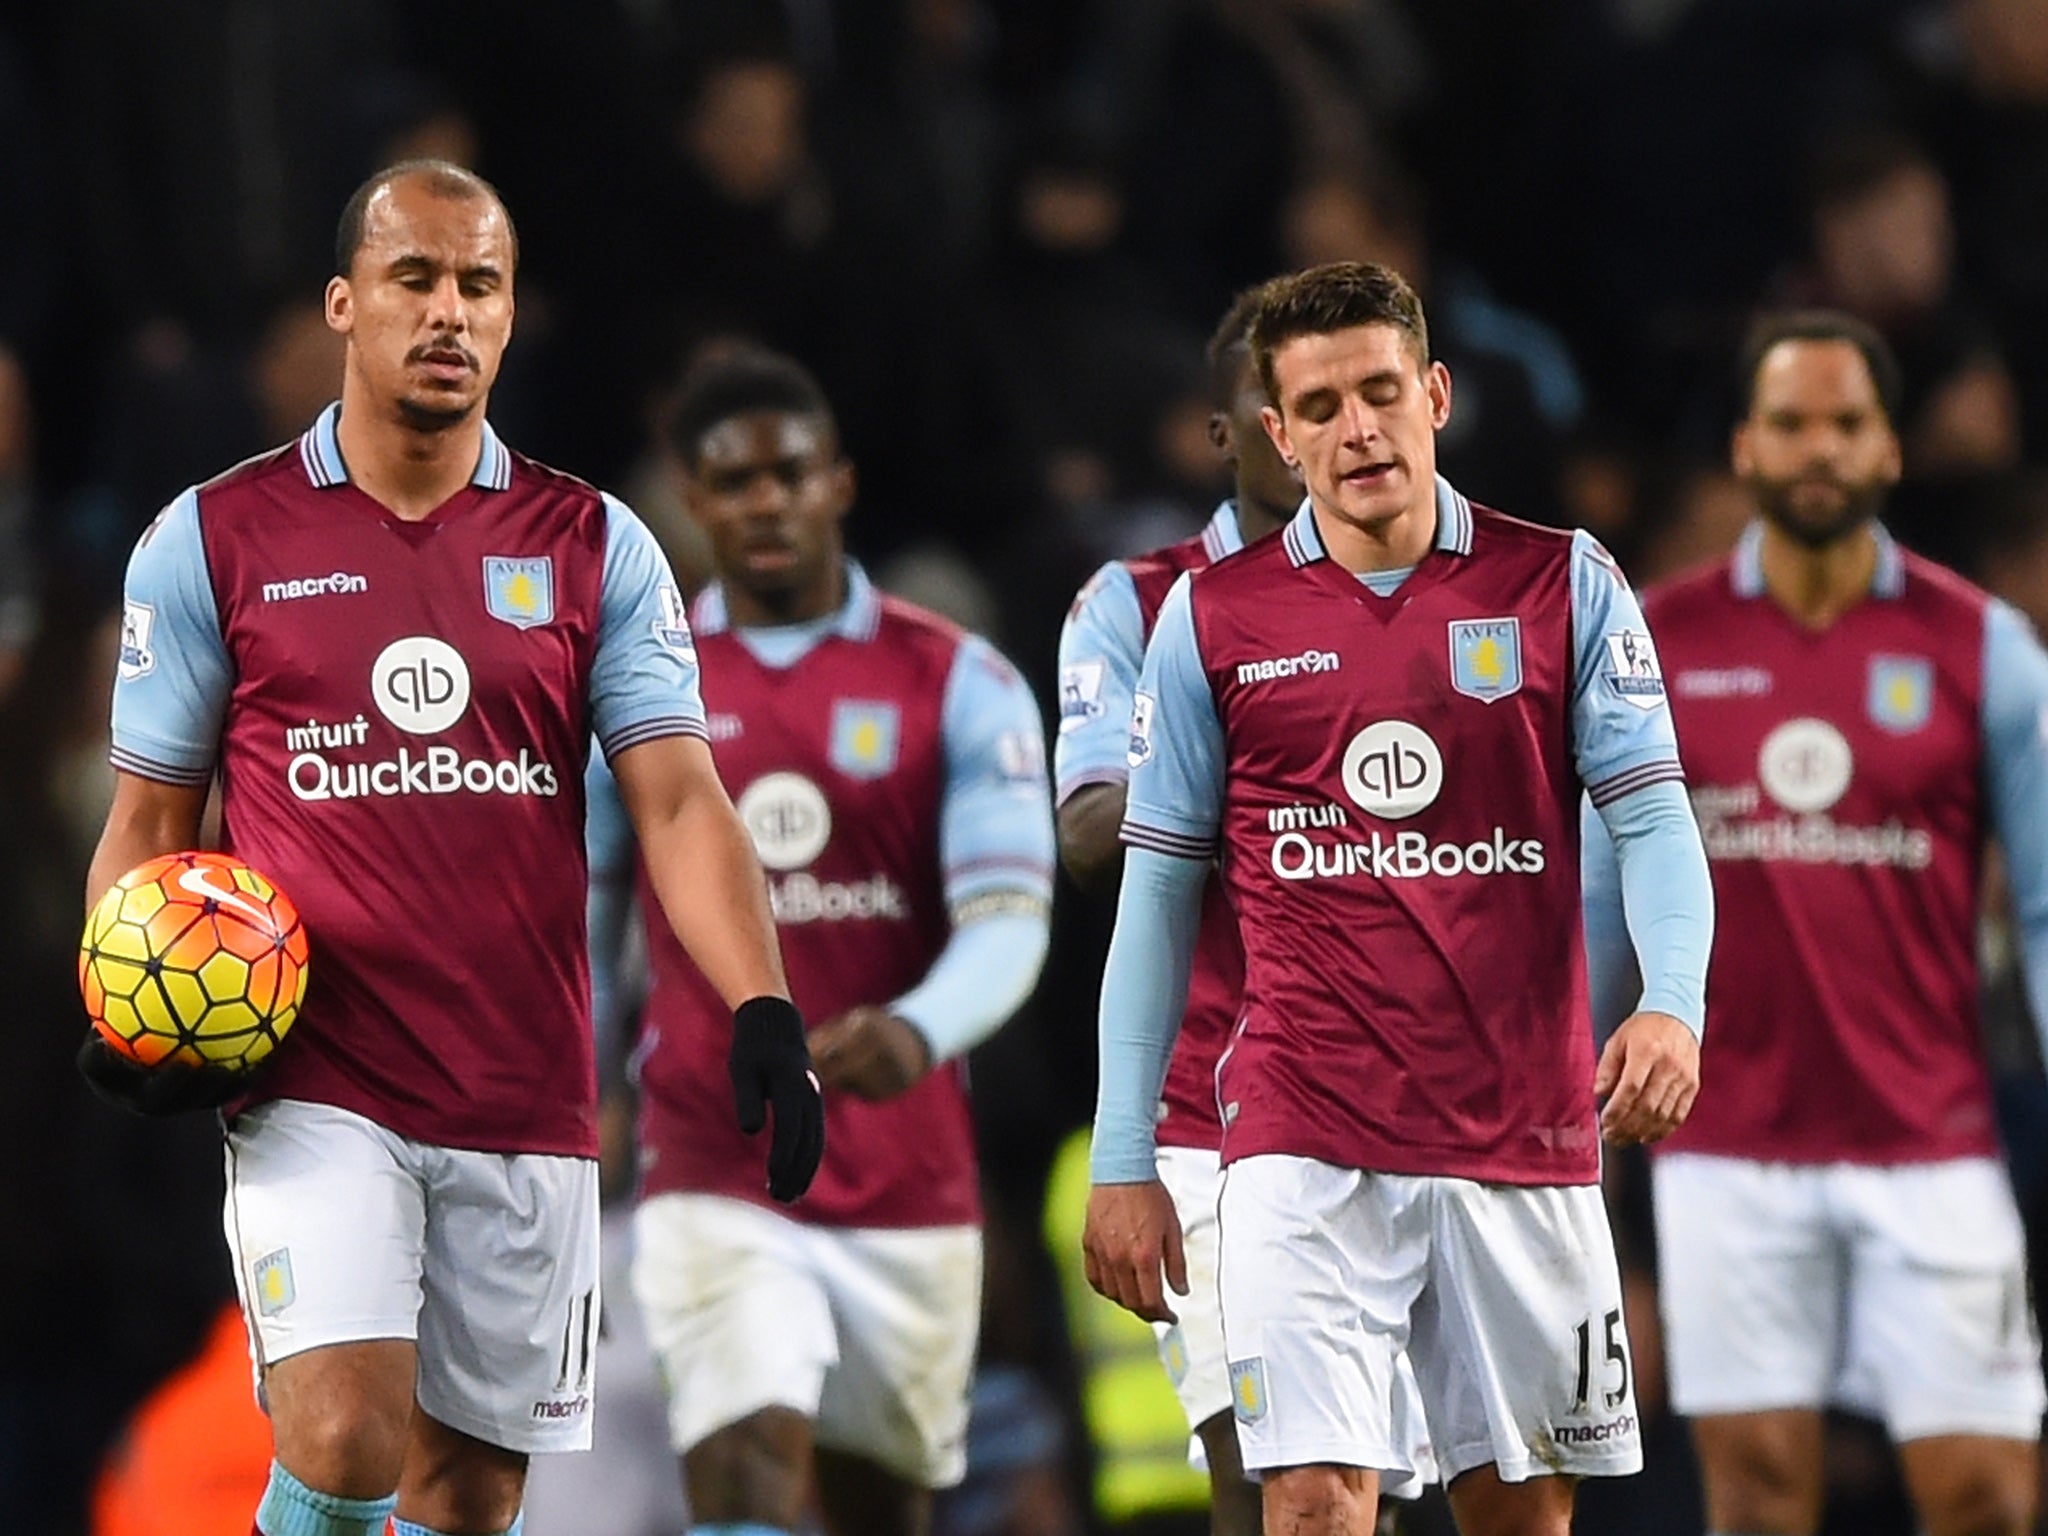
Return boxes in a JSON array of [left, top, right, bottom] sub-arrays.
[[1340, 721, 1444, 820], [1758, 717, 1853, 813], [736, 771, 832, 871], [370, 636, 471, 735]]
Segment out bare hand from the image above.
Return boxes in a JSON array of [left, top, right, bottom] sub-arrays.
[[1082, 1179, 1188, 1324], [1595, 1011, 1700, 1145], [808, 1007, 932, 1101]]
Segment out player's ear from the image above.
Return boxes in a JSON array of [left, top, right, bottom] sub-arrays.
[[1426, 360, 1453, 430], [1730, 421, 1754, 478], [1259, 404, 1296, 468], [325, 276, 353, 337], [1207, 411, 1230, 455], [829, 457, 856, 523]]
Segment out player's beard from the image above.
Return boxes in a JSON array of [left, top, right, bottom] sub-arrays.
[[1749, 470, 1890, 550]]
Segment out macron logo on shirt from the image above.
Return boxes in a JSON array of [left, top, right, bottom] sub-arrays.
[[1236, 649, 1341, 686], [262, 571, 368, 603]]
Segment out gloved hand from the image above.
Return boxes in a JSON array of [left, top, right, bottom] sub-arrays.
[[77, 1034, 247, 1117], [728, 996, 825, 1203]]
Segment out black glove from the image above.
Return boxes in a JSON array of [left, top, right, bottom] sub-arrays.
[[728, 996, 825, 1203], [77, 1034, 247, 1117]]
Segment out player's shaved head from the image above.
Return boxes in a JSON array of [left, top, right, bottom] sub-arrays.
[[335, 159, 518, 279], [1206, 280, 1273, 409], [668, 347, 838, 468], [1251, 262, 1430, 405]]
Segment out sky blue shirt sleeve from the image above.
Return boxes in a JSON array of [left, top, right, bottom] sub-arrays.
[[1121, 574, 1225, 859], [1981, 599, 2048, 1047], [1091, 845, 1208, 1182], [1582, 779, 1712, 1038], [583, 748, 643, 1083], [590, 493, 708, 759], [937, 635, 1057, 909], [1054, 561, 1145, 804], [109, 488, 231, 786], [1569, 530, 1686, 805]]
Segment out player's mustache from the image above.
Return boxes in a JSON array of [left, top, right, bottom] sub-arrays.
[[409, 340, 479, 369]]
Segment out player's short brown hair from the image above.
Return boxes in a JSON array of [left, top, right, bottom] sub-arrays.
[[334, 159, 518, 278], [1738, 309, 1904, 429], [1250, 262, 1430, 406]]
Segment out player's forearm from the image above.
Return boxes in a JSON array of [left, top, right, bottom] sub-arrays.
[[86, 775, 208, 913], [1598, 778, 1713, 1035], [1057, 782, 1128, 894], [1091, 846, 1205, 1183], [641, 792, 788, 1008], [892, 906, 1051, 1063]]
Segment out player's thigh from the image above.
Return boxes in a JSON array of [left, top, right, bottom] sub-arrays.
[[1216, 1154, 1431, 1483], [812, 1222, 982, 1488], [631, 1193, 836, 1455], [1840, 1158, 2046, 1444], [1414, 1179, 1641, 1486], [1652, 1154, 1842, 1418], [224, 1100, 428, 1377], [1155, 1145, 1232, 1445], [413, 1145, 602, 1455]]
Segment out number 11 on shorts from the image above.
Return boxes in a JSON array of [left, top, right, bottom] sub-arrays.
[[1571, 1307, 1630, 1414], [555, 1288, 595, 1394]]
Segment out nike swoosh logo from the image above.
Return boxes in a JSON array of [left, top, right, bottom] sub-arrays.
[[178, 864, 274, 928]]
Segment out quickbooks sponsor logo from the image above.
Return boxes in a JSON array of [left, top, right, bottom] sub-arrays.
[[1270, 827, 1546, 881], [1236, 649, 1340, 686], [287, 746, 560, 801], [263, 571, 367, 602], [768, 872, 908, 924]]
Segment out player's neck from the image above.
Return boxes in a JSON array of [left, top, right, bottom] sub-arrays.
[[724, 560, 846, 630], [1231, 488, 1294, 546], [1758, 520, 1880, 630], [1308, 494, 1434, 574], [334, 388, 488, 523]]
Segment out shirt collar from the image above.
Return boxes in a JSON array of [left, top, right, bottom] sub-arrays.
[[1281, 475, 1474, 568], [1730, 520, 1905, 601], [690, 560, 882, 641], [1204, 501, 1245, 560], [298, 402, 513, 492]]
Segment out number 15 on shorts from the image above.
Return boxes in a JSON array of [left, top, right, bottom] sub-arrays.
[[1571, 1307, 1630, 1414]]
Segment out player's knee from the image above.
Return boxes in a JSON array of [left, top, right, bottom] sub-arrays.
[[1262, 1462, 1376, 1530], [686, 1407, 813, 1522], [1922, 1464, 2037, 1536], [277, 1399, 408, 1500]]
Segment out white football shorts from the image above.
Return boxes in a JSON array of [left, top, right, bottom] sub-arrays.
[[223, 1098, 602, 1454], [631, 1193, 982, 1487], [1219, 1154, 1640, 1487], [1158, 1145, 1437, 1497], [1654, 1153, 2046, 1441]]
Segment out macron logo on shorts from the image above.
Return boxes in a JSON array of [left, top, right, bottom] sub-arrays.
[[531, 1393, 591, 1422]]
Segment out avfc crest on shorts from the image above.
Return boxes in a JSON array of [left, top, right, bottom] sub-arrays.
[[831, 700, 900, 779], [1229, 1357, 1269, 1425], [1448, 618, 1523, 703], [1868, 655, 1933, 733], [483, 556, 555, 629], [252, 1249, 296, 1317]]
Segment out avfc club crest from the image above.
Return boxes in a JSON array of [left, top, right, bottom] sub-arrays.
[[1228, 1357, 1269, 1425], [830, 700, 900, 779], [1448, 618, 1523, 703], [483, 556, 555, 629], [1868, 655, 1932, 733]]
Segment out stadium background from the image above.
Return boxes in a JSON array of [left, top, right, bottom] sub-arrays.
[[3, 0, 2048, 1531]]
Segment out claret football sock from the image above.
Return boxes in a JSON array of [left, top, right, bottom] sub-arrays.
[[392, 1515, 523, 1536], [253, 1461, 397, 1536]]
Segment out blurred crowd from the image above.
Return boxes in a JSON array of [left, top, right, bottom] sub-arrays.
[[7, 0, 2048, 1532]]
